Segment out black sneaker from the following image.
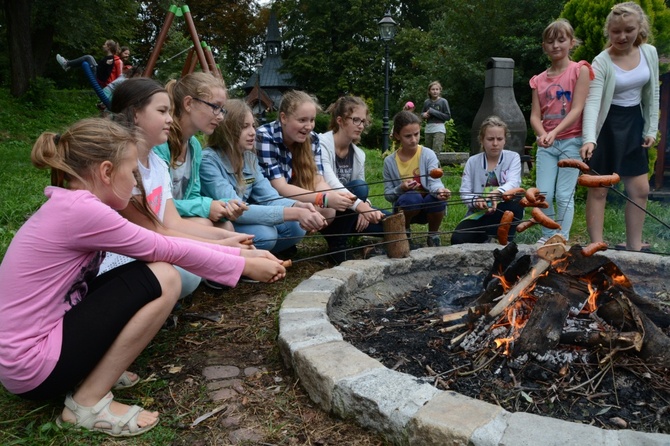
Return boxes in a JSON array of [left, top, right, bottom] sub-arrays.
[[427, 234, 441, 247]]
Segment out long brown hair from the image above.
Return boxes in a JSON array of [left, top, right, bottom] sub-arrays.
[[109, 77, 166, 226], [31, 118, 137, 189], [278, 90, 321, 190], [327, 95, 369, 133], [165, 72, 227, 168], [207, 99, 255, 195]]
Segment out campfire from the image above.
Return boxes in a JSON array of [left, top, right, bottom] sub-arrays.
[[444, 238, 670, 371], [334, 242, 670, 434]]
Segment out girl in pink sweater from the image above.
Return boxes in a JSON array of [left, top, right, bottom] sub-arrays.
[[0, 118, 285, 437]]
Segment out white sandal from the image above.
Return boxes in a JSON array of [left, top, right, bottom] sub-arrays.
[[56, 392, 158, 437], [113, 371, 140, 390]]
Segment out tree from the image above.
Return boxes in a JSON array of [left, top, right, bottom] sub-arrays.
[[275, 0, 403, 108], [562, 0, 670, 64], [2, 0, 141, 95], [398, 0, 565, 148]]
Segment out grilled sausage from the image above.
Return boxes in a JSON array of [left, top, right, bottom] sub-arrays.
[[501, 187, 525, 201], [581, 242, 608, 257], [519, 197, 550, 208], [577, 173, 621, 188], [531, 207, 561, 230], [557, 159, 591, 173], [429, 168, 444, 179], [497, 210, 514, 245], [516, 220, 536, 233]]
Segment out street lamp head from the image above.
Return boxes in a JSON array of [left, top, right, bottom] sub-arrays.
[[378, 12, 397, 42]]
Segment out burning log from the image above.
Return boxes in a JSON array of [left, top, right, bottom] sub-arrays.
[[488, 259, 551, 318]]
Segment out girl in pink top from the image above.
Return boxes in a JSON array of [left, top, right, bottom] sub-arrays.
[[0, 118, 285, 437], [530, 19, 593, 242]]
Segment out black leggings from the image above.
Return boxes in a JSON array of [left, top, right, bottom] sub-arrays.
[[451, 201, 524, 245], [19, 262, 162, 400]]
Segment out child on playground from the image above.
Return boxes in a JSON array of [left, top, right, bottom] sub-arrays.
[[421, 81, 451, 153], [319, 96, 386, 235], [100, 77, 255, 297], [256, 90, 357, 264], [200, 99, 327, 253], [153, 72, 248, 227], [0, 118, 284, 437], [57, 39, 123, 87], [383, 110, 450, 247], [451, 116, 524, 245], [530, 19, 593, 243], [580, 2, 659, 252]]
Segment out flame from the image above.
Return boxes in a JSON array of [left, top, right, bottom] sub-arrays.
[[582, 281, 600, 314], [612, 272, 631, 287], [492, 274, 512, 293], [492, 294, 536, 355]]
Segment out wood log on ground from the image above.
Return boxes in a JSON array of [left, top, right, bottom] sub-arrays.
[[382, 212, 410, 258]]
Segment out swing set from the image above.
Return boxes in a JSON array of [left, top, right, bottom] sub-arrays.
[[143, 4, 222, 79]]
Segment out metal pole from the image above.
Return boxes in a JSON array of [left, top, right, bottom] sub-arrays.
[[382, 41, 390, 153]]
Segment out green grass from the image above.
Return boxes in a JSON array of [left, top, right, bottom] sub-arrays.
[[0, 87, 669, 445]]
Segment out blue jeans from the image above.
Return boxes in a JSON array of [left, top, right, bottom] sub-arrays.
[[395, 191, 447, 223], [346, 179, 390, 235], [66, 55, 98, 72], [233, 221, 305, 253], [536, 137, 581, 240]]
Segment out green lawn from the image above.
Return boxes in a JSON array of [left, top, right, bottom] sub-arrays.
[[0, 87, 669, 445]]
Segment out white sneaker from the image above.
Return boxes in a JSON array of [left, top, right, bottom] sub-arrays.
[[56, 54, 69, 71], [536, 237, 548, 245]]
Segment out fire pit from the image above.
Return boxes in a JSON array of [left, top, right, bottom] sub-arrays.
[[278, 245, 670, 445]]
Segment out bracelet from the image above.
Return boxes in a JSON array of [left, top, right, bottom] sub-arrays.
[[315, 193, 324, 208], [323, 193, 329, 208]]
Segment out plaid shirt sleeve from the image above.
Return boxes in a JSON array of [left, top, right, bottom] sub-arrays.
[[256, 122, 288, 181]]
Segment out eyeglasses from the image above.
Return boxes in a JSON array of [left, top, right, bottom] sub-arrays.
[[346, 116, 370, 127], [193, 97, 227, 117]]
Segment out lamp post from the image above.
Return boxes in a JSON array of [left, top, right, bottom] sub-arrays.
[[255, 62, 263, 123], [378, 11, 397, 153]]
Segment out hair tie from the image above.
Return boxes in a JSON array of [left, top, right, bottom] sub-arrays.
[[53, 134, 61, 145]]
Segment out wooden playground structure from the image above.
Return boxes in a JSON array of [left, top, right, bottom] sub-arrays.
[[143, 4, 222, 80]]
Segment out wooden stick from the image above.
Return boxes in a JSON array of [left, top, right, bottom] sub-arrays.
[[488, 259, 551, 318]]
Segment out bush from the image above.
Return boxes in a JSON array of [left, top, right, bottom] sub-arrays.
[[23, 77, 56, 109]]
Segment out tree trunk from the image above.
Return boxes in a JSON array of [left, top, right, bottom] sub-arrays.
[[5, 0, 35, 96]]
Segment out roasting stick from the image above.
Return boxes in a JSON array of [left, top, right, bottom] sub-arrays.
[[252, 168, 445, 205], [557, 155, 670, 232]]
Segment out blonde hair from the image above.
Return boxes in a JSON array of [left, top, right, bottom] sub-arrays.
[[207, 99, 255, 195], [31, 118, 137, 189], [478, 115, 510, 151], [104, 40, 120, 55], [327, 96, 369, 133], [605, 2, 651, 47], [278, 90, 321, 190], [165, 72, 227, 167], [427, 81, 442, 95], [542, 18, 581, 48]]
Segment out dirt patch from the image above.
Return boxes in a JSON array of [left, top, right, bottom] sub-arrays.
[[134, 252, 386, 445], [335, 273, 670, 435]]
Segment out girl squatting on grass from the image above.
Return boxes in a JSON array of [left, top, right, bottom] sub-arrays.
[[0, 118, 285, 437]]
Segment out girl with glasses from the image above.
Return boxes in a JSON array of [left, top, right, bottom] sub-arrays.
[[153, 72, 248, 228], [319, 96, 386, 235], [256, 90, 357, 264], [99, 77, 257, 299]]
